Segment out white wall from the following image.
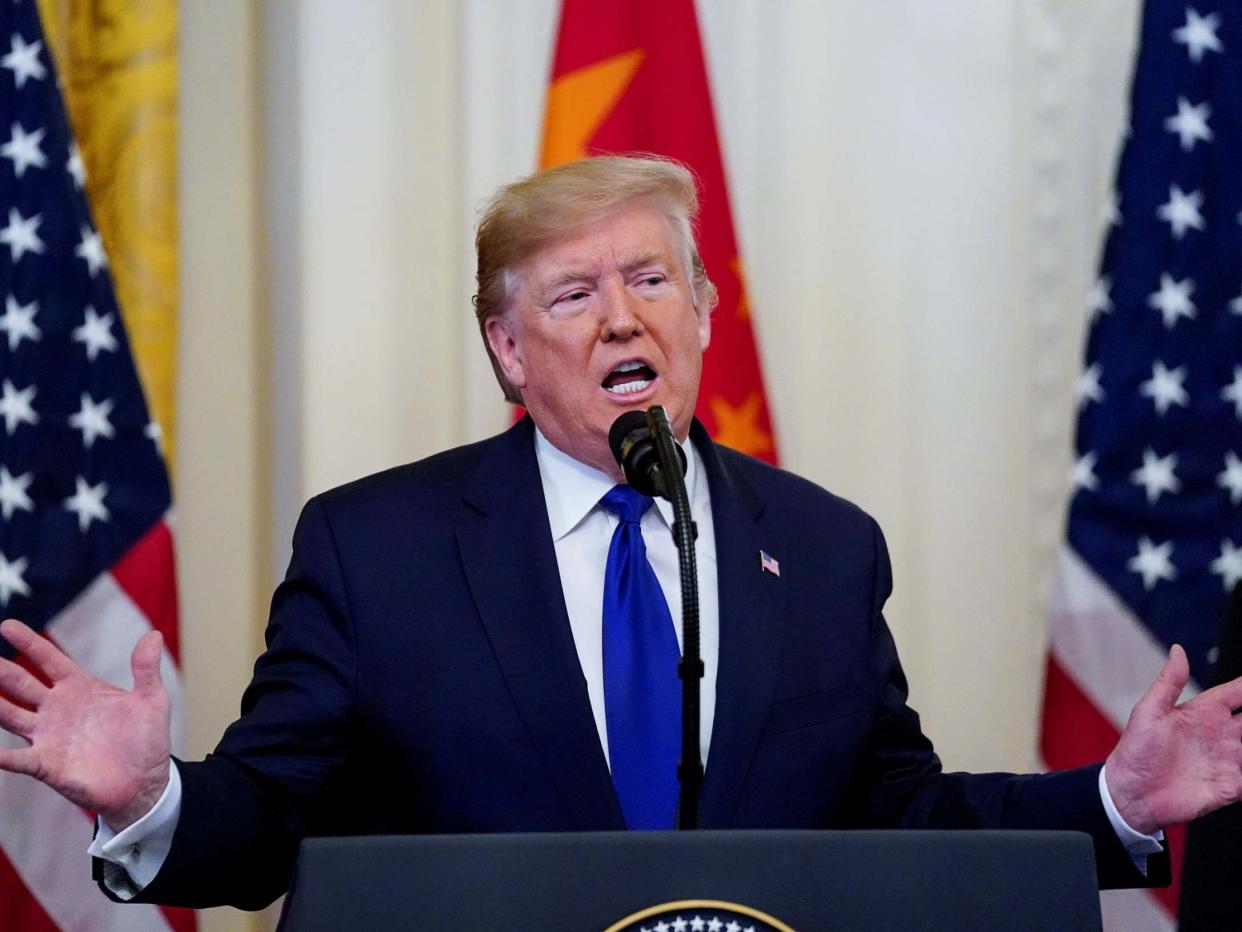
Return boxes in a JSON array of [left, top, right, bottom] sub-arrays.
[[176, 3, 1142, 928]]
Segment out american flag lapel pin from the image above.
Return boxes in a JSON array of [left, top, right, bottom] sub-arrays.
[[760, 550, 781, 577]]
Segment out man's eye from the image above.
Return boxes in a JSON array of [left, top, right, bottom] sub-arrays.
[[556, 290, 589, 304], [640, 275, 665, 286]]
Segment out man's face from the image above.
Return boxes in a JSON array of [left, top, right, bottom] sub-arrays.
[[486, 202, 712, 480]]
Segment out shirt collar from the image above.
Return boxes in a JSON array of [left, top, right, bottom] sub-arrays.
[[534, 425, 701, 541]]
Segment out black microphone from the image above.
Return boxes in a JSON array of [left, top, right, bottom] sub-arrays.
[[608, 409, 686, 500]]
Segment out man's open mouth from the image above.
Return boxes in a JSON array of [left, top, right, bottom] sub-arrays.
[[602, 360, 657, 396]]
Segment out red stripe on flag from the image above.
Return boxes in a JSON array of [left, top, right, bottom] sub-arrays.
[[1040, 653, 1181, 917], [0, 848, 60, 932], [109, 520, 181, 664], [1040, 653, 1122, 771], [159, 903, 197, 932]]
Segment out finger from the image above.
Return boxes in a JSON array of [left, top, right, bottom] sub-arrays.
[[1205, 672, 1242, 712], [130, 630, 165, 696], [0, 693, 35, 737], [0, 619, 77, 683], [0, 656, 48, 707], [0, 744, 37, 777], [1135, 644, 1189, 715]]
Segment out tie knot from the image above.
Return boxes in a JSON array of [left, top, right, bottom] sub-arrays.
[[600, 484, 654, 524]]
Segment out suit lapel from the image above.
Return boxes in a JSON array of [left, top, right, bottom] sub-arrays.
[[456, 418, 624, 830], [693, 424, 786, 828]]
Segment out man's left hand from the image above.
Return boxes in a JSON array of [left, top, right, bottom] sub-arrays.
[[1105, 644, 1242, 835]]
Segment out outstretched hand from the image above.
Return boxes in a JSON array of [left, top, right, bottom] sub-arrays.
[[0, 618, 172, 832], [1105, 644, 1242, 836]]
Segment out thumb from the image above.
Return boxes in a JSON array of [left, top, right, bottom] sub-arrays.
[[1135, 643, 1188, 716], [130, 630, 166, 695]]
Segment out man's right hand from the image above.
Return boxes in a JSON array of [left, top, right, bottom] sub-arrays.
[[0, 618, 172, 832]]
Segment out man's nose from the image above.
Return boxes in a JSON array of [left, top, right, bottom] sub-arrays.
[[599, 281, 642, 341]]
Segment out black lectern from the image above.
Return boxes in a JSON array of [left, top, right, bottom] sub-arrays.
[[277, 830, 1101, 931]]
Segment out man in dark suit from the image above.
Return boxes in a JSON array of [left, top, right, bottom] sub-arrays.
[[1, 156, 1241, 910]]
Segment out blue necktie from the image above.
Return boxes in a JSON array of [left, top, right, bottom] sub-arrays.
[[600, 485, 681, 830]]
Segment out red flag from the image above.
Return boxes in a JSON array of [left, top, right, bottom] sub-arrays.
[[539, 0, 778, 462]]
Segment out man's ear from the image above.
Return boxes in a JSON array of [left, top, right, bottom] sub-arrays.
[[696, 299, 712, 352], [485, 315, 527, 390]]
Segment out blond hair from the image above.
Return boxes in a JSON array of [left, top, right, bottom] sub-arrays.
[[473, 155, 718, 403]]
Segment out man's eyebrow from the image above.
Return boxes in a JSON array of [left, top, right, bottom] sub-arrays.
[[535, 267, 599, 293], [619, 252, 672, 275]]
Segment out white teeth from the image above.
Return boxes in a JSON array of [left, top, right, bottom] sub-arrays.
[[614, 360, 645, 373], [606, 379, 652, 395]]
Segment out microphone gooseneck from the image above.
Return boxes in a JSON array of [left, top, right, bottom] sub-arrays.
[[607, 406, 703, 830]]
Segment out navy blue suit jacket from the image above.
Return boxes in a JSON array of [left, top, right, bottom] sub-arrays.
[[125, 418, 1161, 908]]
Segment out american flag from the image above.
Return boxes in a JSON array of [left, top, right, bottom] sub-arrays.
[[759, 550, 780, 578], [0, 3, 192, 931], [1040, 3, 1241, 929]]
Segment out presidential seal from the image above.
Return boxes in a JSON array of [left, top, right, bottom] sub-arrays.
[[605, 899, 794, 932]]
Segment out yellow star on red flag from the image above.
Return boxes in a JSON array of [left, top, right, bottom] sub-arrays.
[[708, 392, 773, 457], [540, 49, 644, 168]]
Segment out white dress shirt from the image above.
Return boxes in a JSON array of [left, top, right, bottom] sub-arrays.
[[534, 427, 718, 769]]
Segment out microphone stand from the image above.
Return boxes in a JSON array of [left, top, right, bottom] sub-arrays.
[[644, 406, 703, 830]]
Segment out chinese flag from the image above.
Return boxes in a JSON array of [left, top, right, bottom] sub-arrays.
[[539, 0, 778, 463]]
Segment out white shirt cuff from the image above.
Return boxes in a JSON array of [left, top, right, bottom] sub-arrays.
[[1098, 764, 1165, 873], [87, 761, 182, 899]]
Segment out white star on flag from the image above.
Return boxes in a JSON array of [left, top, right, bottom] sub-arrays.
[[1210, 540, 1242, 592], [1222, 368, 1242, 419], [1220, 452, 1242, 505], [63, 475, 110, 532], [1128, 536, 1177, 590], [1087, 276, 1113, 317], [1071, 451, 1100, 492], [66, 139, 85, 188], [1164, 97, 1213, 151], [0, 551, 30, 606], [75, 223, 108, 277], [1, 121, 45, 177], [0, 293, 39, 350], [1172, 8, 1224, 63], [145, 418, 163, 452], [71, 305, 118, 360], [1074, 363, 1105, 407], [671, 918, 688, 932], [0, 465, 33, 520], [0, 378, 37, 434], [68, 392, 115, 448], [0, 206, 43, 262], [1139, 360, 1189, 416], [1102, 192, 1123, 227], [0, 33, 46, 88], [1130, 448, 1181, 504], [1147, 272, 1197, 328], [1156, 184, 1206, 239]]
